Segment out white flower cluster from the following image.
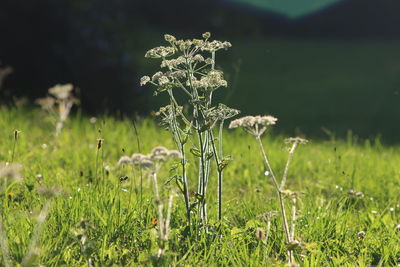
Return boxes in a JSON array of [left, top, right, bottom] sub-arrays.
[[141, 32, 231, 93], [206, 103, 240, 121], [190, 70, 227, 91], [145, 46, 175, 58], [118, 146, 181, 169], [285, 137, 309, 145], [48, 84, 74, 100], [229, 115, 278, 137], [229, 115, 277, 129]]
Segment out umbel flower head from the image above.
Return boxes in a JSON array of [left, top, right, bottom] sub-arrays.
[[118, 146, 181, 171], [48, 84, 74, 100], [229, 115, 277, 137], [140, 32, 231, 97], [285, 137, 309, 145], [206, 103, 240, 122]]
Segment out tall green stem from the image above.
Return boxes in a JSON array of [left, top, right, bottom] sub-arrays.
[[255, 135, 293, 265]]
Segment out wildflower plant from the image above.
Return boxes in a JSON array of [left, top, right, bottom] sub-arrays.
[[36, 83, 78, 136], [118, 146, 180, 256], [141, 33, 239, 226], [229, 115, 308, 266]]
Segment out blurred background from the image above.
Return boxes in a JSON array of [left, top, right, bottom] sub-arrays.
[[0, 0, 399, 141]]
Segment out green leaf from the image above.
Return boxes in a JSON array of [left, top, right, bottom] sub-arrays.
[[190, 148, 202, 157], [175, 178, 184, 194], [206, 152, 214, 160], [194, 192, 204, 202], [218, 155, 232, 172]]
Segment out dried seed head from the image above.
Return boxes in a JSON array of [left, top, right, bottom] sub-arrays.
[[255, 228, 266, 242], [139, 159, 154, 169], [97, 139, 104, 150], [118, 156, 132, 166], [48, 84, 73, 100], [151, 155, 167, 162], [131, 153, 147, 164], [13, 130, 21, 140], [151, 146, 169, 156], [285, 137, 309, 145]]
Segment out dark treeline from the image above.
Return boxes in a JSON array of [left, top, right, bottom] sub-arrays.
[[0, 0, 399, 141]]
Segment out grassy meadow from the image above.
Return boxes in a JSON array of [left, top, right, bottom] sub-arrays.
[[0, 107, 399, 266]]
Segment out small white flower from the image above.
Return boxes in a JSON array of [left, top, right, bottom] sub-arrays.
[[140, 76, 151, 86]]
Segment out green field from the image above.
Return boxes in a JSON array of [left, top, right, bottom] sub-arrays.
[[0, 107, 399, 266]]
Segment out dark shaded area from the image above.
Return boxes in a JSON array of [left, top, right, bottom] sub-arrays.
[[0, 0, 399, 140]]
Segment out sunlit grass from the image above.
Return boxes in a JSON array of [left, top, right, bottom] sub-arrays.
[[0, 107, 399, 265]]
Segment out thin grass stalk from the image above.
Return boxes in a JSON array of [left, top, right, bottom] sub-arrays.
[[11, 130, 19, 163], [131, 119, 143, 205], [254, 135, 293, 265]]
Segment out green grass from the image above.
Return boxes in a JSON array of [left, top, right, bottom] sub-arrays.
[[0, 107, 399, 266]]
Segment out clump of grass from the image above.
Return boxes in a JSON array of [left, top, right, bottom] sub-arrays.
[[229, 115, 308, 266], [141, 32, 239, 227], [0, 162, 22, 267], [36, 84, 78, 136]]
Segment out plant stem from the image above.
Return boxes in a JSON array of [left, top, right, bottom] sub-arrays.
[[209, 131, 223, 221], [255, 135, 293, 264], [280, 142, 298, 191], [290, 197, 297, 241]]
